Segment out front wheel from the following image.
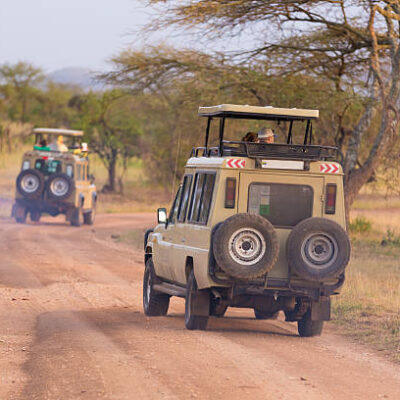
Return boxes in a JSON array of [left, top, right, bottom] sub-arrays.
[[185, 270, 209, 330], [298, 309, 323, 337], [143, 259, 170, 316]]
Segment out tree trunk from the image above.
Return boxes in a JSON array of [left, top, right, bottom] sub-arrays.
[[102, 149, 118, 193]]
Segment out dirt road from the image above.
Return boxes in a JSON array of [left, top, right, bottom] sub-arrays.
[[0, 214, 399, 400]]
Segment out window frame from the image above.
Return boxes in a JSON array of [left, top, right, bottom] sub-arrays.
[[188, 171, 216, 226], [168, 184, 183, 226], [177, 174, 193, 223], [247, 182, 314, 229]]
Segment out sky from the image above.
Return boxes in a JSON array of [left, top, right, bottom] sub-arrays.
[[0, 0, 151, 73]]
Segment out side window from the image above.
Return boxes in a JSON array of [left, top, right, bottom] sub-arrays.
[[177, 175, 193, 223], [168, 185, 183, 225], [188, 172, 215, 224]]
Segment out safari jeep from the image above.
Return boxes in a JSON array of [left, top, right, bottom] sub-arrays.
[[13, 128, 97, 226], [143, 104, 350, 337]]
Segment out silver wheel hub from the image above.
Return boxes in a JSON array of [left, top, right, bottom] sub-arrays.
[[50, 178, 69, 197], [301, 232, 338, 269], [21, 174, 39, 193], [228, 228, 266, 266]]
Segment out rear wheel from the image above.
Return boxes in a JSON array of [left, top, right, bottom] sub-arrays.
[[70, 206, 83, 227], [298, 309, 323, 337], [15, 204, 27, 223], [185, 271, 209, 330], [143, 258, 170, 316], [30, 209, 41, 222], [83, 202, 96, 225]]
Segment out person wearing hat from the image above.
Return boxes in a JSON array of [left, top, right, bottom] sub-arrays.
[[257, 127, 275, 144]]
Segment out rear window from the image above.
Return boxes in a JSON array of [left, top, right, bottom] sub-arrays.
[[248, 183, 313, 228], [35, 159, 61, 175]]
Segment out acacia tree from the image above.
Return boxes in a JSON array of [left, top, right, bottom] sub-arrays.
[[144, 1, 400, 210], [70, 90, 142, 193]]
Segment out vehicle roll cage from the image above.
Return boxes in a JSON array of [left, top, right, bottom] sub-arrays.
[[195, 114, 341, 163]]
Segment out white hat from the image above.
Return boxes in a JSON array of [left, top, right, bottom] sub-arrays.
[[258, 128, 275, 139]]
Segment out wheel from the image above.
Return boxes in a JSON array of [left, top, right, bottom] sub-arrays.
[[254, 309, 279, 320], [144, 229, 154, 250], [16, 169, 45, 199], [30, 209, 41, 222], [298, 309, 323, 337], [83, 202, 96, 225], [185, 270, 209, 330], [70, 206, 83, 227], [15, 204, 27, 223], [213, 213, 279, 279], [46, 173, 73, 201], [287, 217, 351, 281], [143, 258, 170, 316]]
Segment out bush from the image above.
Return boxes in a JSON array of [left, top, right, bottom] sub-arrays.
[[349, 216, 372, 234], [381, 229, 400, 247]]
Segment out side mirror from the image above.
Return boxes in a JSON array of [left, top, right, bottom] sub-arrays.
[[157, 208, 167, 224]]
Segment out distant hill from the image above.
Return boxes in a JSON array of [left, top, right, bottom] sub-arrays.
[[48, 67, 106, 91]]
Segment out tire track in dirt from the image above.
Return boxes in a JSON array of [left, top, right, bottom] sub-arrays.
[[1, 214, 400, 399]]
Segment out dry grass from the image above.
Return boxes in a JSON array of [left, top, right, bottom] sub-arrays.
[[332, 205, 400, 362]]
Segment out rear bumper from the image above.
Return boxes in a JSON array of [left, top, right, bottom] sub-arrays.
[[15, 198, 73, 215]]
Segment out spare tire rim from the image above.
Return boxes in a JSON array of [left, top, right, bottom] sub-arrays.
[[301, 232, 338, 269], [228, 228, 266, 266], [50, 177, 69, 197], [21, 174, 40, 194]]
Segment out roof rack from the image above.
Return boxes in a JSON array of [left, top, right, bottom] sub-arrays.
[[33, 128, 84, 137]]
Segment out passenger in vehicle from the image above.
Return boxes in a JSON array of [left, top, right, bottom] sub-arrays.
[[241, 131, 258, 142], [49, 135, 68, 152], [257, 128, 275, 144]]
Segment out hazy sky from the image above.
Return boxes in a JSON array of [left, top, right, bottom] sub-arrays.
[[0, 0, 150, 73]]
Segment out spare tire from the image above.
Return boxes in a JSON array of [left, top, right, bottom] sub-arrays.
[[213, 213, 279, 280], [287, 217, 351, 281], [46, 173, 73, 201], [16, 169, 45, 199]]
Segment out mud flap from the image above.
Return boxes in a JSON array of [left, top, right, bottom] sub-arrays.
[[191, 290, 210, 317], [311, 297, 331, 321]]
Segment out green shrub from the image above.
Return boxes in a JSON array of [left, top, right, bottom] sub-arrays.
[[349, 216, 372, 234], [381, 229, 400, 247]]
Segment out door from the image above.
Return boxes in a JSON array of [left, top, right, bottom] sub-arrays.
[[238, 172, 324, 280]]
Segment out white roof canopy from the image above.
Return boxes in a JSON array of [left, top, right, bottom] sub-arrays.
[[198, 104, 319, 119], [33, 128, 84, 137]]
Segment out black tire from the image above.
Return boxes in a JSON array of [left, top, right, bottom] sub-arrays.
[[254, 309, 279, 320], [15, 203, 27, 223], [30, 209, 41, 222], [213, 213, 279, 280], [298, 309, 323, 337], [70, 206, 83, 227], [83, 201, 96, 225], [46, 173, 73, 201], [185, 270, 209, 330], [287, 217, 351, 281], [143, 258, 170, 316], [16, 169, 45, 199], [144, 229, 154, 250]]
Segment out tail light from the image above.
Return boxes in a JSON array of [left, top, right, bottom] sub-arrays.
[[325, 184, 337, 214], [225, 178, 236, 208]]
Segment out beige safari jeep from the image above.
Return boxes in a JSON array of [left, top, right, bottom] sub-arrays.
[[13, 128, 97, 226], [144, 104, 350, 337]]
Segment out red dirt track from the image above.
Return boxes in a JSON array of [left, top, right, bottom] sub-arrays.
[[0, 214, 399, 399]]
